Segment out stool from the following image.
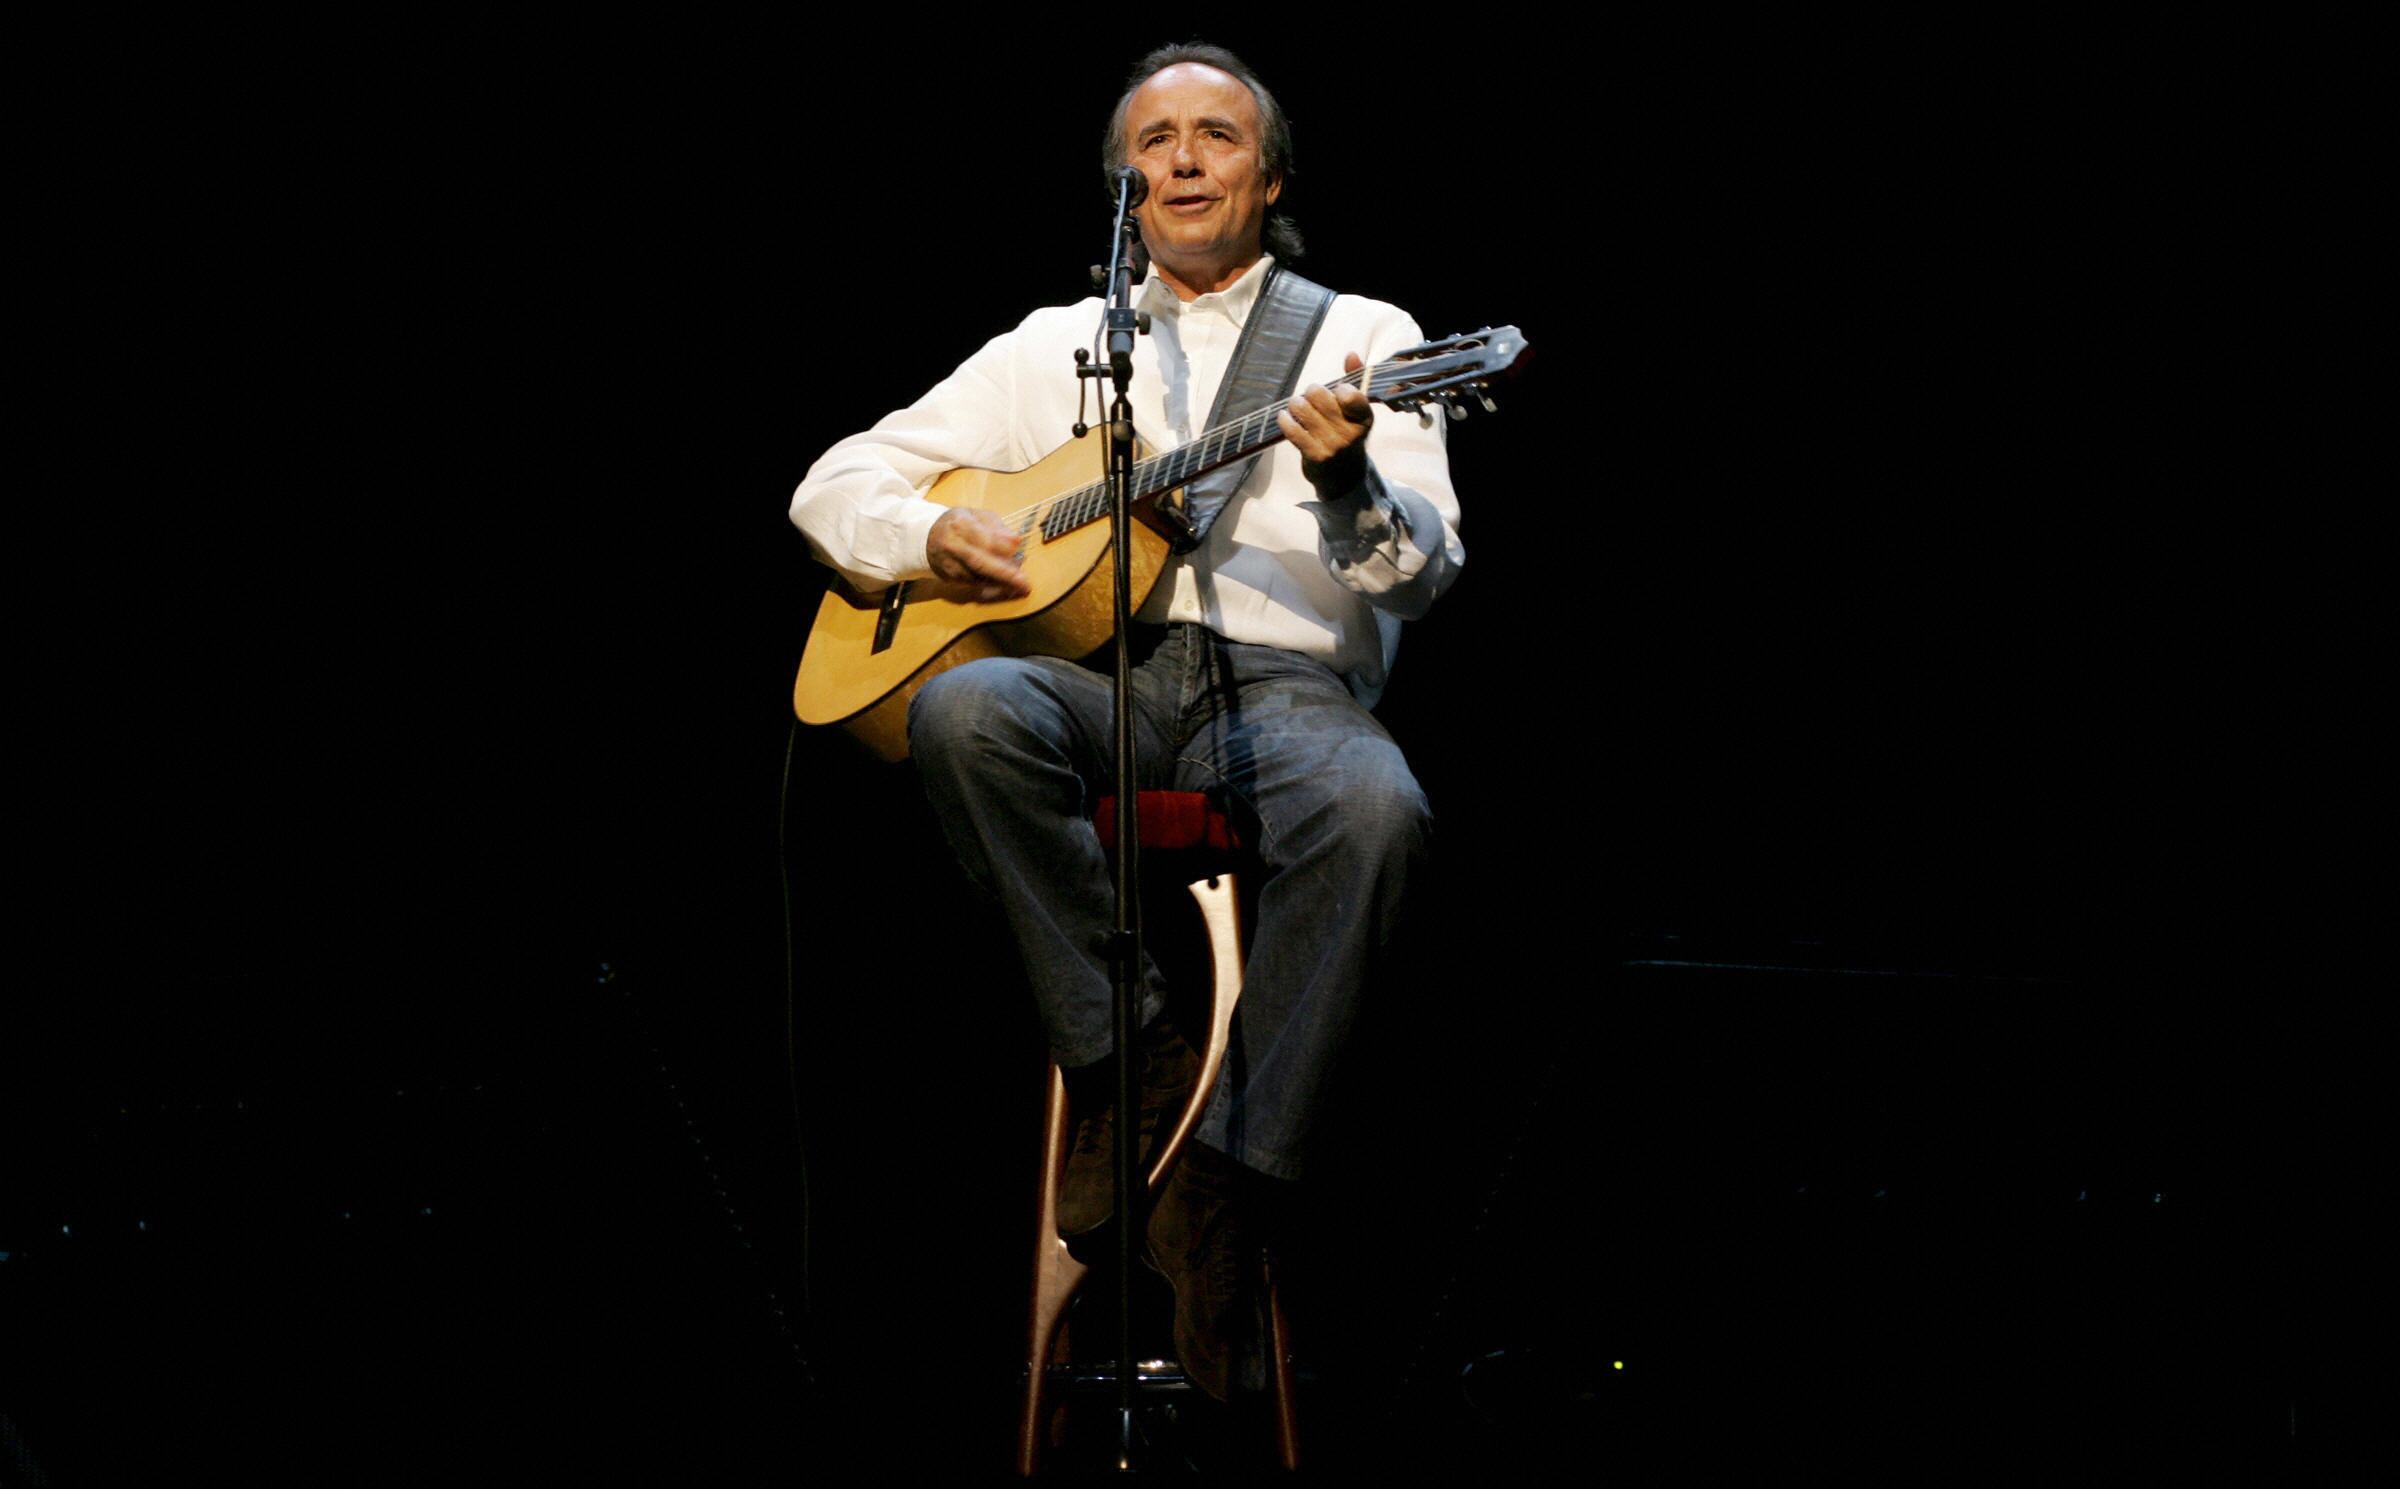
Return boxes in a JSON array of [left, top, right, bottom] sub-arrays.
[[1015, 791, 1301, 1475]]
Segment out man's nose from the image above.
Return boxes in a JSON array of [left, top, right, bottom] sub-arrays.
[[1171, 138, 1199, 174]]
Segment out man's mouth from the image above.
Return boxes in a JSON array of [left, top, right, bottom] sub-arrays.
[[1164, 193, 1216, 211]]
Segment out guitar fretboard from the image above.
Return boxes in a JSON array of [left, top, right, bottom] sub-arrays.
[[1033, 362, 1385, 541]]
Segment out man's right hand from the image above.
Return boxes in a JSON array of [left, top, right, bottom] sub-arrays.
[[927, 507, 1033, 603]]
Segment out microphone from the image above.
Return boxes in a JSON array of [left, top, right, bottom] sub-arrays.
[[1114, 165, 1148, 210]]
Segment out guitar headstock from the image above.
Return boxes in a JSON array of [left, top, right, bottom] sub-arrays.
[[1366, 325, 1528, 420]]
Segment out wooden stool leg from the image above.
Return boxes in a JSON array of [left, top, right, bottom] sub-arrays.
[[1017, 867, 1264, 1475], [1019, 1065, 1089, 1477], [1148, 872, 1245, 1192], [1263, 1251, 1302, 1471]]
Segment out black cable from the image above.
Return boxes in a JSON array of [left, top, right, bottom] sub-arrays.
[[599, 958, 811, 1374]]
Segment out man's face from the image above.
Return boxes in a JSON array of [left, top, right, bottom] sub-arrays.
[[1122, 63, 1281, 297]]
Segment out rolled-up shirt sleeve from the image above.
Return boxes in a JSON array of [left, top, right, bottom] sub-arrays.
[[789, 331, 1021, 592]]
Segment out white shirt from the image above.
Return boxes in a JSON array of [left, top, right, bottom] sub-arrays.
[[788, 256, 1463, 704]]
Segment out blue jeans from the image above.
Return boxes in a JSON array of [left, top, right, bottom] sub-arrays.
[[908, 623, 1430, 1181]]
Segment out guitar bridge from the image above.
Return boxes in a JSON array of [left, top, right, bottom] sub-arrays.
[[871, 581, 909, 654]]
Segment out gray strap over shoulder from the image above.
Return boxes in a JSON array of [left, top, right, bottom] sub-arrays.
[[1175, 265, 1336, 545]]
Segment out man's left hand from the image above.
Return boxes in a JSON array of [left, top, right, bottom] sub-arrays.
[[1281, 352, 1373, 494]]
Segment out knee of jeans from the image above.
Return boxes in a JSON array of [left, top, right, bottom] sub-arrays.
[[908, 659, 1045, 765], [1326, 740, 1434, 868]]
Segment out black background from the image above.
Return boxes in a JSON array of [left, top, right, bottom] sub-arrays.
[[10, 15, 2334, 1482]]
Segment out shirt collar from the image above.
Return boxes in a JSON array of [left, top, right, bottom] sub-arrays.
[[1138, 252, 1277, 324]]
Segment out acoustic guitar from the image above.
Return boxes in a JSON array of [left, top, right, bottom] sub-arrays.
[[794, 325, 1526, 760]]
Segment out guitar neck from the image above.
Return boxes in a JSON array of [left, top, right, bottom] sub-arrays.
[[1035, 361, 1392, 542]]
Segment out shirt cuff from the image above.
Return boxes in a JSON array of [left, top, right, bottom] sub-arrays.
[[896, 500, 947, 582], [1300, 459, 1439, 579]]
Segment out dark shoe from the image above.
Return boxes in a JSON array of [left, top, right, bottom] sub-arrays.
[[1057, 1014, 1198, 1237], [1145, 1141, 1276, 1401]]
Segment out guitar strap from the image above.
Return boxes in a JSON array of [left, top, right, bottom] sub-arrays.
[[1171, 264, 1336, 547]]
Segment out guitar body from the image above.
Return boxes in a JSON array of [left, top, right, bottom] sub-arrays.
[[793, 431, 1173, 761], [792, 323, 1526, 761]]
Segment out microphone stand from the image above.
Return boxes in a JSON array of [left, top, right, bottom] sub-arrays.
[[1077, 168, 1151, 1473]]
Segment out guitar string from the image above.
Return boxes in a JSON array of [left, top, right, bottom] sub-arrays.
[[998, 363, 1377, 537], [923, 331, 1502, 585], [984, 359, 1426, 541]]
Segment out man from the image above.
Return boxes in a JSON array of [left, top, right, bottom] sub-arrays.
[[789, 43, 1462, 1399]]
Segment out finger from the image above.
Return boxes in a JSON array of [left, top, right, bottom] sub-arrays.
[[1283, 392, 1337, 458], [958, 572, 1031, 604], [957, 541, 1027, 586], [968, 528, 1023, 563], [931, 525, 1024, 589], [1287, 394, 1363, 455], [1293, 384, 1345, 422], [940, 512, 1027, 572], [956, 510, 1020, 552], [1296, 382, 1369, 433], [1279, 406, 1328, 463]]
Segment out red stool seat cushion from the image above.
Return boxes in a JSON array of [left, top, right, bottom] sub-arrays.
[[1093, 790, 1245, 856]]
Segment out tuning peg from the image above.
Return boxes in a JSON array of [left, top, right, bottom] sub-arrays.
[[1478, 392, 1498, 413]]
